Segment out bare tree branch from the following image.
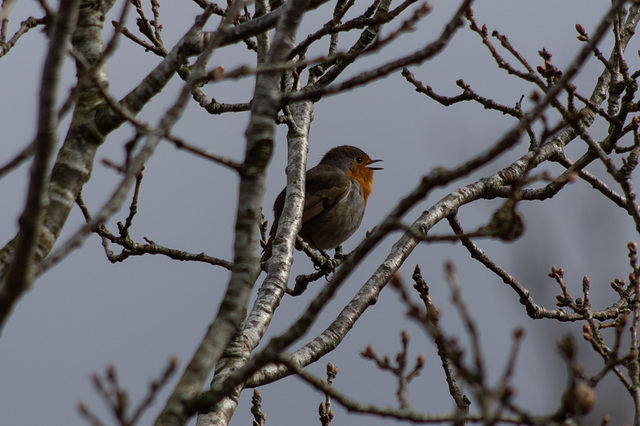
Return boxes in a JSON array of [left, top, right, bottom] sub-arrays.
[[0, 0, 81, 333]]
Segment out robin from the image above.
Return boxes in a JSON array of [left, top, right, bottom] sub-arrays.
[[262, 145, 382, 264]]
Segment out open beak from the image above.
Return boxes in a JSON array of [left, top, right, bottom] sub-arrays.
[[367, 159, 383, 170]]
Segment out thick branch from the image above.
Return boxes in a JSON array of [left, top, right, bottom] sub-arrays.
[[0, 0, 81, 333]]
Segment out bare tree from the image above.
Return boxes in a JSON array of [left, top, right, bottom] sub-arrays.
[[1, 0, 639, 425]]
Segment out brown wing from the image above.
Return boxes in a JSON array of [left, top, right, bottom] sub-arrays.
[[302, 165, 351, 224], [263, 165, 351, 261], [268, 165, 350, 235]]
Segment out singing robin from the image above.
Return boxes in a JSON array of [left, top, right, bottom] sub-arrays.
[[261, 145, 382, 264]]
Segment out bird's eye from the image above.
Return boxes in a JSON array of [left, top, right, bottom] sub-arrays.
[[356, 157, 363, 164]]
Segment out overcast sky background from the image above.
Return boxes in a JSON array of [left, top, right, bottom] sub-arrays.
[[0, 1, 636, 425]]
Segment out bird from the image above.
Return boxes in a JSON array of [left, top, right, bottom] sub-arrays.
[[261, 145, 382, 265]]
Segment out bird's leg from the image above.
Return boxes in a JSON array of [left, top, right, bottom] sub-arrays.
[[296, 236, 328, 270], [313, 250, 331, 271], [333, 246, 344, 260], [318, 246, 344, 275]]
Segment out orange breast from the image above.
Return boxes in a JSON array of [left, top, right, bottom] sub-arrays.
[[346, 166, 374, 206]]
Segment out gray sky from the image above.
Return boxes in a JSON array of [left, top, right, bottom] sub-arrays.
[[0, 1, 635, 425]]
